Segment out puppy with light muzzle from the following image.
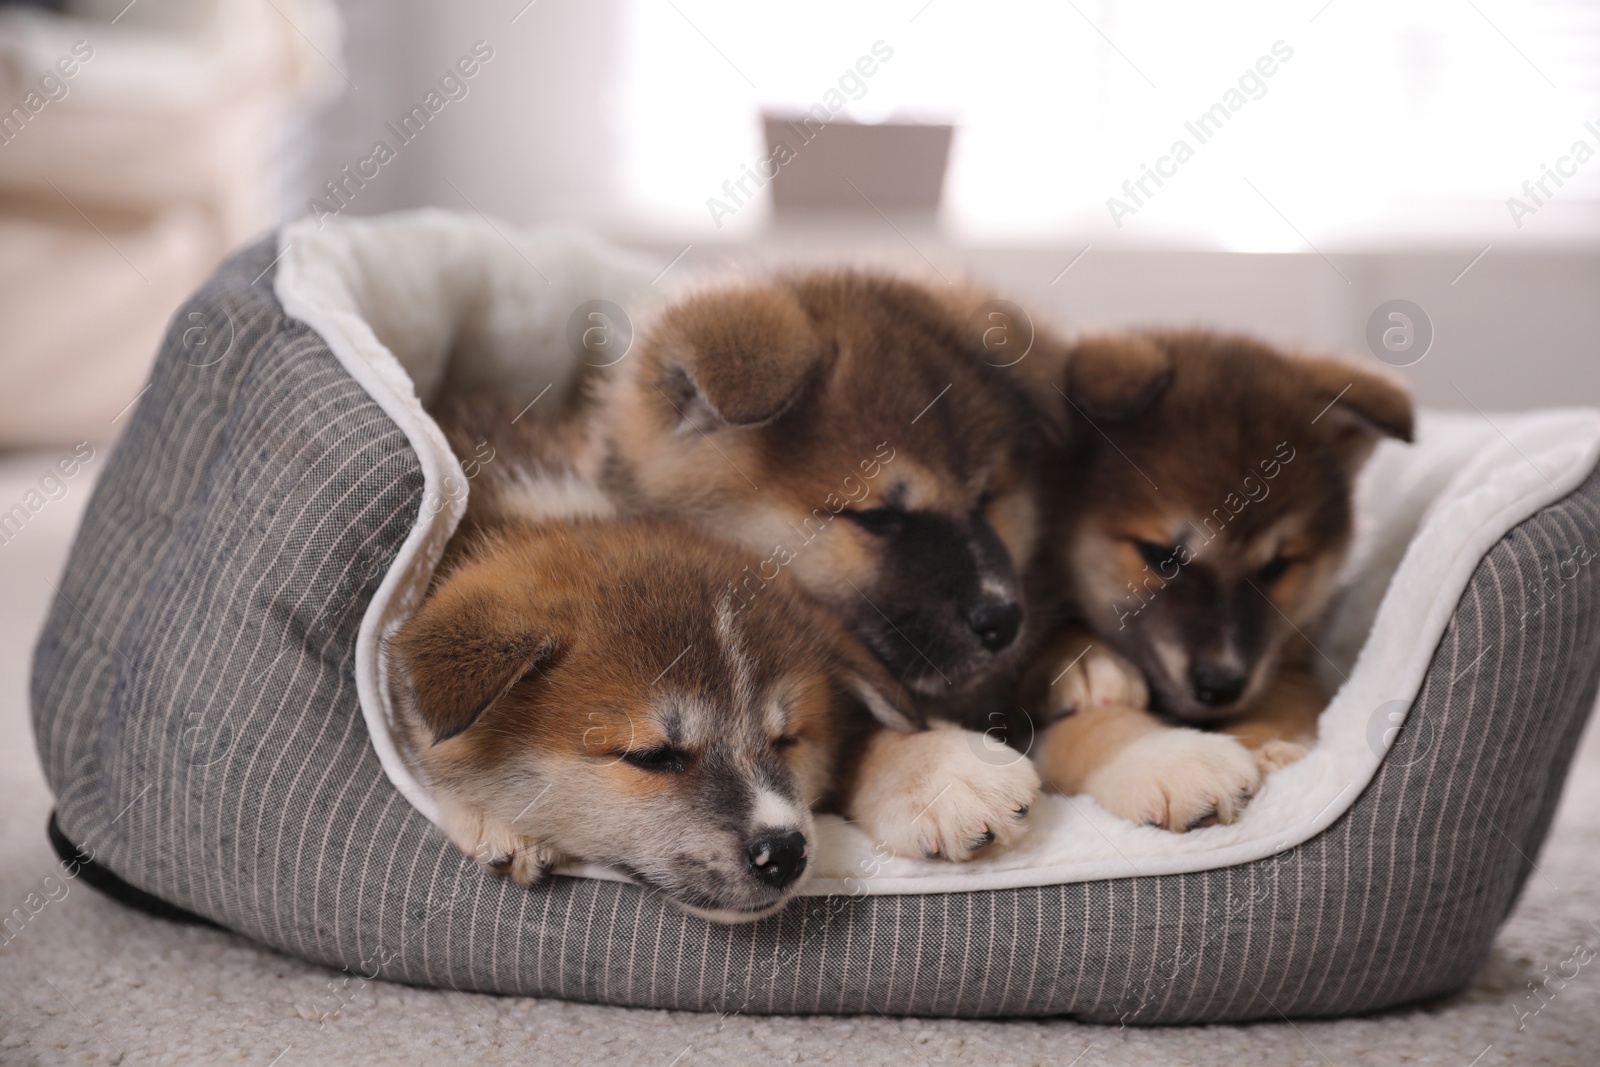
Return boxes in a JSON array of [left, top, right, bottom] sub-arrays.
[[389, 405, 1037, 923], [1023, 330, 1413, 831]]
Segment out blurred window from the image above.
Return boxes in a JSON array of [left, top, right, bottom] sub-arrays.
[[619, 0, 1600, 245]]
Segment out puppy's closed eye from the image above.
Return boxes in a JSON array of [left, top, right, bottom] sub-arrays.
[[1258, 555, 1294, 583], [619, 745, 692, 773], [844, 506, 907, 537], [1133, 539, 1177, 570]]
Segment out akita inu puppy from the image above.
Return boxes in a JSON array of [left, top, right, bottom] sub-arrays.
[[389, 403, 1038, 923], [590, 271, 1052, 855], [594, 271, 1046, 696], [1024, 331, 1412, 831]]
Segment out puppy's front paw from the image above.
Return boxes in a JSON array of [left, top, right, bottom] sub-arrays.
[[439, 798, 561, 886], [1047, 642, 1149, 719], [849, 722, 1040, 862], [1084, 728, 1261, 832], [485, 833, 562, 887]]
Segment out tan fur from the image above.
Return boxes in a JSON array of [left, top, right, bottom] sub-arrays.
[[1024, 330, 1412, 830]]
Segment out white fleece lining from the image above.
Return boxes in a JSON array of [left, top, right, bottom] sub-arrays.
[[274, 210, 660, 827], [275, 211, 1600, 896]]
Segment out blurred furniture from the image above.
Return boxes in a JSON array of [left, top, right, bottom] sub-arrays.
[[0, 0, 340, 448], [761, 113, 952, 218]]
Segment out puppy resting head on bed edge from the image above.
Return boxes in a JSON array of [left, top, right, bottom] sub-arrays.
[[389, 512, 914, 923]]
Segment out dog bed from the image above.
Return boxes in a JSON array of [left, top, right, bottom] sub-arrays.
[[32, 210, 1600, 1023]]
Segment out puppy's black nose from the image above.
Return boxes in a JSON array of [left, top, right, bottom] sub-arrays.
[[965, 600, 1022, 652], [1191, 665, 1247, 707], [746, 830, 808, 889]]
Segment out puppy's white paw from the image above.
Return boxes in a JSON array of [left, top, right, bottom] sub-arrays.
[[439, 798, 561, 886], [1254, 739, 1311, 775], [1048, 642, 1149, 718], [1084, 728, 1261, 832], [850, 722, 1040, 862]]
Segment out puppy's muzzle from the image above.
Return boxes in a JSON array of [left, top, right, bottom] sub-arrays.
[[746, 829, 808, 890]]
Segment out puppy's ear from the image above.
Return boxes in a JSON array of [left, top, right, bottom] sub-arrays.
[[652, 286, 826, 429], [1064, 333, 1173, 422], [393, 589, 556, 744], [1299, 356, 1415, 443], [937, 283, 1076, 439]]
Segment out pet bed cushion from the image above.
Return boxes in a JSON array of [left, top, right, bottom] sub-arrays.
[[32, 211, 1600, 1022]]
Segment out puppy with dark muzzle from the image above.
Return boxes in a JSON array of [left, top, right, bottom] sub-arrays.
[[388, 405, 1036, 923], [595, 272, 1042, 693], [590, 271, 1048, 857], [1022, 330, 1413, 831]]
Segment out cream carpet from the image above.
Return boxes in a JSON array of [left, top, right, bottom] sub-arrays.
[[1, 449, 1595, 1067]]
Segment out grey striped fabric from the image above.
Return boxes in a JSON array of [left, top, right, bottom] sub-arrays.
[[32, 237, 1600, 1023]]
